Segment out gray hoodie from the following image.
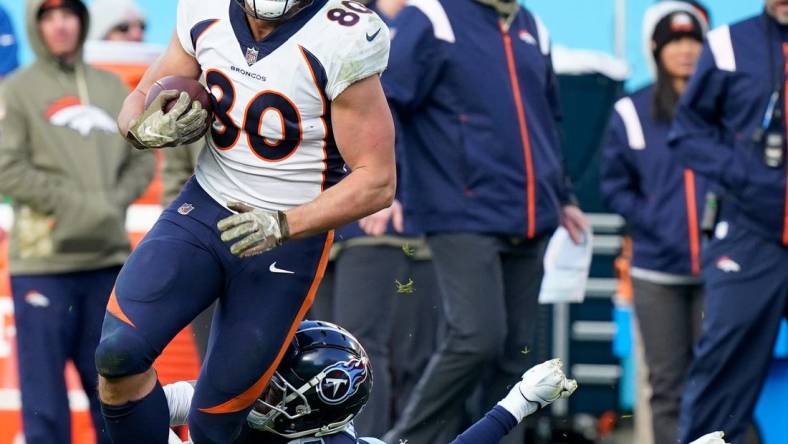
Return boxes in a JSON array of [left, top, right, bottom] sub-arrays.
[[0, 0, 155, 275]]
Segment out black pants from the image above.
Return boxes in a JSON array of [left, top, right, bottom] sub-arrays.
[[332, 244, 441, 437], [632, 278, 703, 444], [383, 233, 546, 444]]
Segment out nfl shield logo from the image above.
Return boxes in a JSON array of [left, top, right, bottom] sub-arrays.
[[178, 203, 195, 215], [245, 47, 259, 66]]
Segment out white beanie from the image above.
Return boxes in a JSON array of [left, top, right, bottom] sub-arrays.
[[88, 0, 145, 41]]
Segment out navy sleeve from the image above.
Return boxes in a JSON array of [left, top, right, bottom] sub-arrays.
[[533, 12, 575, 207], [599, 111, 649, 228], [545, 45, 577, 206], [449, 406, 518, 444], [0, 7, 19, 77], [382, 6, 447, 113], [668, 43, 747, 190]]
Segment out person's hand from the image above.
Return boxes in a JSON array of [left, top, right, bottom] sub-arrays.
[[217, 202, 290, 257], [358, 199, 403, 236], [127, 91, 208, 149], [497, 358, 578, 423], [690, 431, 730, 444], [561, 205, 589, 244]]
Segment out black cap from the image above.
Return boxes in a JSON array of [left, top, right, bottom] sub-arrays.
[[652, 11, 704, 59], [37, 0, 86, 21]]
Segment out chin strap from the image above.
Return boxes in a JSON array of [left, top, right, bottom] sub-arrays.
[[473, 0, 519, 21]]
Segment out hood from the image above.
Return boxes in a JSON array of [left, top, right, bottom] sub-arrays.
[[26, 0, 90, 65], [642, 1, 708, 78]]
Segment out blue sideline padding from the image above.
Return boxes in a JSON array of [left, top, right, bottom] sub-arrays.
[[613, 305, 635, 411]]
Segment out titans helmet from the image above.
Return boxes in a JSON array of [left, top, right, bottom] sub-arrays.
[[247, 320, 372, 438], [234, 0, 314, 21]]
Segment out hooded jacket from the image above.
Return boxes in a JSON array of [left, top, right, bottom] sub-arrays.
[[600, 2, 708, 280], [0, 0, 154, 275]]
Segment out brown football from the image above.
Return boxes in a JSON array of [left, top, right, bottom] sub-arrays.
[[145, 76, 213, 124]]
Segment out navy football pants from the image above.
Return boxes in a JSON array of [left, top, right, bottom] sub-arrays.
[[95, 178, 332, 443], [678, 221, 788, 443], [12, 266, 119, 444]]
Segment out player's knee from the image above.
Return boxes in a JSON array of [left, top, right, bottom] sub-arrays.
[[94, 317, 153, 378]]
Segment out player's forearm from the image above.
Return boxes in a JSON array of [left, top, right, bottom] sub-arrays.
[[285, 166, 396, 239]]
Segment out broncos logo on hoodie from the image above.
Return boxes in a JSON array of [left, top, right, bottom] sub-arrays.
[[44, 96, 117, 136]]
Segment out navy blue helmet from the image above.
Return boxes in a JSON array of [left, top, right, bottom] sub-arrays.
[[247, 320, 373, 438]]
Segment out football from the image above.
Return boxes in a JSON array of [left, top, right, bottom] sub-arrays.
[[145, 75, 213, 126]]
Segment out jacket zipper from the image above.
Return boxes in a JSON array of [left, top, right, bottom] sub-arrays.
[[683, 169, 701, 275], [500, 22, 536, 239]]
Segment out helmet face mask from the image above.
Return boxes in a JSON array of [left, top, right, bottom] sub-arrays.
[[247, 373, 313, 430], [246, 321, 373, 439], [234, 0, 314, 22]]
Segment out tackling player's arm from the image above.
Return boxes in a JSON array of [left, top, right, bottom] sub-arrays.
[[286, 74, 396, 238], [116, 32, 204, 148]]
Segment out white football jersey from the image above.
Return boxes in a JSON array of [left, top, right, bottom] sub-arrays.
[[176, 0, 390, 210]]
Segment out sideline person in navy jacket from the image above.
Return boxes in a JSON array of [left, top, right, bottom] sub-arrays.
[[380, 1, 587, 443], [668, 1, 788, 442], [600, 3, 708, 444], [327, 0, 442, 438]]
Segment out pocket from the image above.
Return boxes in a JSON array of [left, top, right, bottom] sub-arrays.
[[51, 194, 128, 254]]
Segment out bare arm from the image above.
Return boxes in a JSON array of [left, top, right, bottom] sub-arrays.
[[117, 32, 201, 136], [285, 74, 396, 238]]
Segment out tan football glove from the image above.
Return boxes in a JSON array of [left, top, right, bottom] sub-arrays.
[[217, 202, 290, 257], [128, 91, 208, 149]]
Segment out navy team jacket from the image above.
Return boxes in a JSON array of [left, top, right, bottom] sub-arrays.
[[601, 86, 707, 277], [669, 13, 788, 246], [382, 0, 574, 238]]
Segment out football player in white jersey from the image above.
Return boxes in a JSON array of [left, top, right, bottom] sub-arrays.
[[94, 1, 395, 443]]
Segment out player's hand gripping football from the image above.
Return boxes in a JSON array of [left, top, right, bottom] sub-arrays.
[[497, 358, 578, 423], [690, 432, 730, 444], [127, 91, 208, 149], [218, 202, 290, 257]]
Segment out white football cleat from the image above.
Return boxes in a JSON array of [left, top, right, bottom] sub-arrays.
[[690, 431, 730, 444]]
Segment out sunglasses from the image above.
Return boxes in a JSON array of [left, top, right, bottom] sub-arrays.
[[112, 20, 146, 34]]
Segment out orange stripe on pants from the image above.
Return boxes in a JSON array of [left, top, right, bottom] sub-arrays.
[[200, 231, 335, 414]]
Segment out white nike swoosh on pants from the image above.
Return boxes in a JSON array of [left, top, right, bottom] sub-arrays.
[[269, 262, 295, 274]]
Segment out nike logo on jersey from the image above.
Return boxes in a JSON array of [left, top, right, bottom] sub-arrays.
[[269, 262, 295, 274], [366, 28, 382, 42]]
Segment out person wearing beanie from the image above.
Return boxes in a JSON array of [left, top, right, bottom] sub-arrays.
[[88, 0, 146, 42], [0, 0, 154, 442], [600, 3, 708, 444]]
